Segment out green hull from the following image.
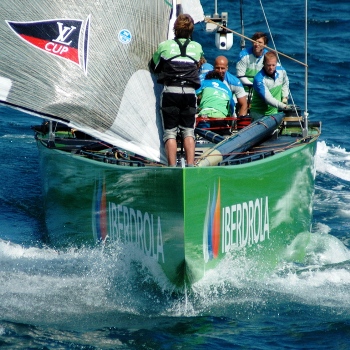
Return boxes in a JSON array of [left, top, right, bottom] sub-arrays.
[[37, 132, 318, 289]]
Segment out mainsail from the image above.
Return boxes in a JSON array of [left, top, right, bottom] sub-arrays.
[[0, 0, 205, 163]]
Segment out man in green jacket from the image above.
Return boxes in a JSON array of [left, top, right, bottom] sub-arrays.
[[250, 51, 289, 121], [150, 14, 204, 166]]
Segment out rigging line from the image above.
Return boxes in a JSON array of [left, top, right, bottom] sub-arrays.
[[204, 19, 307, 68], [258, 0, 276, 56], [257, 0, 301, 125]]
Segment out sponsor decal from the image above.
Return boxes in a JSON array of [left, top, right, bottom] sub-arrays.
[[92, 176, 108, 242], [203, 181, 221, 263], [6, 16, 91, 74], [92, 177, 164, 263], [108, 203, 165, 263], [203, 180, 270, 262], [118, 29, 132, 44], [221, 196, 270, 253]]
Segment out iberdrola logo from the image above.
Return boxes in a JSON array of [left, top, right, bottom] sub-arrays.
[[92, 176, 108, 242], [203, 180, 221, 263], [6, 16, 91, 74]]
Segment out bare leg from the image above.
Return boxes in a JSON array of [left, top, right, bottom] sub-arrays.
[[183, 136, 195, 166], [165, 138, 177, 166]]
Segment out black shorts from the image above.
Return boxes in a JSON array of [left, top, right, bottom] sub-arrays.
[[161, 90, 197, 130]]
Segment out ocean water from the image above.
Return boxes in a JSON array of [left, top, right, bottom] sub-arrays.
[[1, 0, 350, 349]]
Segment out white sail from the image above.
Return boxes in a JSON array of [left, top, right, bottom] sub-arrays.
[[0, 0, 187, 163], [168, 0, 205, 39], [182, 0, 205, 23]]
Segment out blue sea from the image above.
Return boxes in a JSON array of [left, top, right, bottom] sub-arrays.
[[1, 0, 350, 348]]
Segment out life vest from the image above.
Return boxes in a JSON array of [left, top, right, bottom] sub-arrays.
[[157, 38, 201, 89]]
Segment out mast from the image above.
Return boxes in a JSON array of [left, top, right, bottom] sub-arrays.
[[214, 0, 218, 16], [176, 0, 183, 16], [240, 0, 245, 49], [303, 0, 309, 137]]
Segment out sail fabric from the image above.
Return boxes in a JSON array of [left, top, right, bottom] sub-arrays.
[[168, 0, 204, 40], [182, 0, 205, 23], [0, 0, 196, 163]]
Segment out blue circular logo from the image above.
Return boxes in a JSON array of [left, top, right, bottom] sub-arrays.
[[118, 29, 132, 44]]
